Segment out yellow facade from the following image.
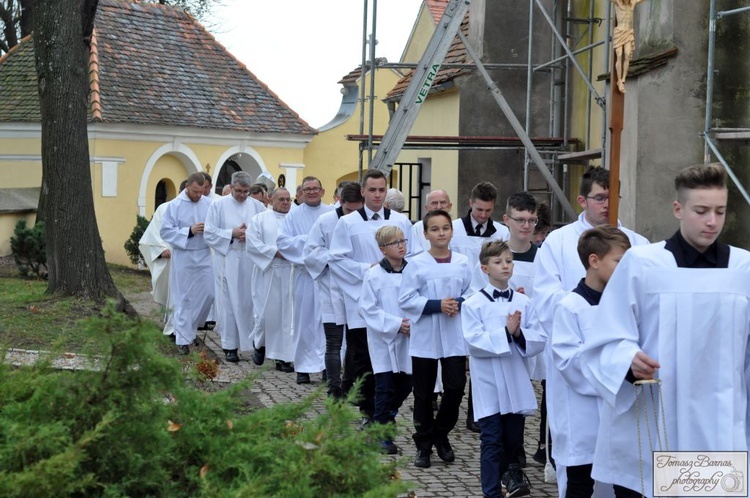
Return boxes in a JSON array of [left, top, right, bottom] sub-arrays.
[[0, 128, 310, 265]]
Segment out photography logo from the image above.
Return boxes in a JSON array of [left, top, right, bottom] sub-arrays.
[[653, 451, 747, 497]]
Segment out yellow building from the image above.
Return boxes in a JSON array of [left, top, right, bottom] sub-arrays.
[[0, 0, 315, 264]]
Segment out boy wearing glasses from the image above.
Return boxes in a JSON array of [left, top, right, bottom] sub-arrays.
[[358, 226, 413, 454], [533, 166, 647, 493]]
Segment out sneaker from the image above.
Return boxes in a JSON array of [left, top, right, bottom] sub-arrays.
[[502, 463, 531, 497], [296, 373, 311, 384], [414, 448, 431, 468], [224, 349, 240, 363], [380, 440, 399, 455], [252, 347, 265, 366], [434, 437, 455, 463]]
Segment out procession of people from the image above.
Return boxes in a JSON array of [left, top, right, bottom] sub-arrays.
[[141, 163, 750, 498]]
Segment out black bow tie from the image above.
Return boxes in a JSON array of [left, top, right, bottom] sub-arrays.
[[493, 289, 510, 300]]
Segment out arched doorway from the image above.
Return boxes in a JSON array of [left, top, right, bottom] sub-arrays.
[[214, 149, 264, 193], [154, 178, 176, 209], [215, 160, 242, 194]]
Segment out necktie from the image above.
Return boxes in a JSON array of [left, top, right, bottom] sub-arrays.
[[493, 289, 510, 300], [474, 224, 482, 236], [371, 213, 380, 221]]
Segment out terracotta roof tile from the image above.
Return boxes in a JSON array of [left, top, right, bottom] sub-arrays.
[[426, 0, 451, 23], [0, 0, 315, 135], [385, 9, 470, 101]]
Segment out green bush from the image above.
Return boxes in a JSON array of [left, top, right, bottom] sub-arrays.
[[124, 215, 149, 266], [9, 219, 46, 277], [0, 306, 410, 497]]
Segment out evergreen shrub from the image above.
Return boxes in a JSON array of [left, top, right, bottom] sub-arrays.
[[9, 219, 46, 277], [0, 305, 409, 497], [124, 215, 149, 266]]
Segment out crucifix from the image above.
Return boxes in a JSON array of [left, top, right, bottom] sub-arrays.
[[608, 0, 645, 226]]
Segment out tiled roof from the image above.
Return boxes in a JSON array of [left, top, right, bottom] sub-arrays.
[[385, 7, 470, 102], [426, 0, 451, 23], [0, 0, 315, 135], [0, 36, 40, 122], [339, 64, 373, 85]]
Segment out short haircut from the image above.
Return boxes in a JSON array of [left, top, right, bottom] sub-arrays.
[[375, 225, 405, 247], [301, 176, 322, 188], [577, 225, 631, 269], [579, 166, 609, 197], [231, 171, 253, 187], [479, 240, 512, 265], [470, 182, 498, 203], [186, 172, 205, 186], [363, 169, 387, 186], [339, 182, 364, 204], [423, 209, 452, 229], [535, 202, 551, 231], [385, 188, 405, 212], [506, 191, 537, 214], [675, 163, 727, 203], [272, 187, 289, 198], [179, 180, 188, 192], [253, 182, 268, 192], [335, 180, 352, 198], [249, 184, 266, 196], [200, 172, 212, 184]]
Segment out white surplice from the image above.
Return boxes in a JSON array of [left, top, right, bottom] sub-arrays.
[[246, 209, 294, 362], [277, 202, 334, 373], [450, 218, 510, 267], [547, 292, 601, 468], [329, 208, 414, 329], [204, 195, 265, 351], [304, 208, 346, 326], [533, 212, 648, 336], [399, 250, 473, 359], [410, 220, 429, 256], [160, 190, 214, 346], [462, 287, 546, 420], [359, 263, 411, 374], [138, 201, 175, 336], [582, 242, 750, 495]]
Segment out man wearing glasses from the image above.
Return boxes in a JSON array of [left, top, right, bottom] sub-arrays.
[[532, 165, 648, 491]]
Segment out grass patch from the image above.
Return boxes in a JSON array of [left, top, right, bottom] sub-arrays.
[[0, 262, 166, 354]]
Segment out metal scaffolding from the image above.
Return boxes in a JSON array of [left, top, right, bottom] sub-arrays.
[[703, 0, 750, 206]]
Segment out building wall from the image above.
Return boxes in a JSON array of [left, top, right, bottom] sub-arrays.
[[303, 69, 400, 203], [0, 129, 310, 264]]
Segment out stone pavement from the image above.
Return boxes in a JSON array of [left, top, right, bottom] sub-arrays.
[[202, 330, 559, 498]]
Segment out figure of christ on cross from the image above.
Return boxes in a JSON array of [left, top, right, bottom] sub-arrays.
[[612, 0, 644, 93]]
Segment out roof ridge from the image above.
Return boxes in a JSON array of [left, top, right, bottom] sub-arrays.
[[0, 34, 33, 66], [89, 28, 102, 122]]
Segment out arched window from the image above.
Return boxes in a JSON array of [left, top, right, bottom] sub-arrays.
[[155, 180, 168, 208]]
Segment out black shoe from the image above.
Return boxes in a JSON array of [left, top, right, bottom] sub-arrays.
[[434, 437, 455, 463], [466, 418, 480, 433], [192, 338, 200, 347], [252, 347, 265, 366], [224, 349, 239, 363], [517, 449, 527, 468], [414, 449, 432, 468], [502, 463, 531, 497], [380, 440, 399, 455], [276, 361, 294, 373], [321, 369, 327, 381], [177, 344, 190, 355], [205, 321, 216, 330], [168, 333, 176, 343], [532, 445, 546, 465], [296, 373, 310, 384], [327, 387, 344, 400]]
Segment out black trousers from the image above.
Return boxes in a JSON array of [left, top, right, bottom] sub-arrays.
[[342, 327, 374, 417], [565, 464, 594, 498], [411, 355, 466, 449]]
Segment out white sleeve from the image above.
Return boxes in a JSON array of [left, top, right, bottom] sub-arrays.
[[159, 202, 190, 250], [303, 217, 329, 280], [516, 299, 547, 358], [276, 213, 307, 265], [203, 201, 232, 256], [328, 218, 371, 288], [551, 303, 597, 396], [245, 214, 276, 271], [398, 260, 429, 316], [461, 300, 512, 358], [533, 236, 567, 334], [358, 270, 402, 338]]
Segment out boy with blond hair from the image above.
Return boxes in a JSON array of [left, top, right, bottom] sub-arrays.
[[359, 225, 413, 454]]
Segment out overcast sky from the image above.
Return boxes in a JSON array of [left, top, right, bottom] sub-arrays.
[[213, 0, 424, 129]]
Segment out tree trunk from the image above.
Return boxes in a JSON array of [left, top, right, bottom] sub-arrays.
[[33, 0, 132, 313]]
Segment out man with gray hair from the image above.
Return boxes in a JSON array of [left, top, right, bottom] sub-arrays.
[[204, 171, 266, 362], [384, 188, 405, 213]]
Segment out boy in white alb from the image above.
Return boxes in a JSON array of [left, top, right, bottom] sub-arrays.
[[548, 226, 630, 497], [359, 226, 413, 455], [462, 240, 545, 498], [582, 164, 750, 497], [399, 209, 472, 469]]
